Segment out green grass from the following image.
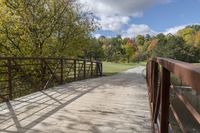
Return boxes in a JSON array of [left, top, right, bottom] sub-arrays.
[[103, 61, 147, 76], [193, 63, 200, 66]]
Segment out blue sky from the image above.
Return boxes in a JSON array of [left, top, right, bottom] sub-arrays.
[[80, 0, 200, 37]]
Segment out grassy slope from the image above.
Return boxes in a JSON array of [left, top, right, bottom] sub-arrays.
[[103, 61, 147, 76]]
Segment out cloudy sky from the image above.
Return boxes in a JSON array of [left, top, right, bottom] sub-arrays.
[[79, 0, 200, 37]]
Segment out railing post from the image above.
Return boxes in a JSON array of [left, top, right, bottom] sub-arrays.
[[91, 61, 93, 77], [146, 62, 149, 87], [152, 62, 158, 117], [7, 58, 13, 100], [96, 62, 99, 76], [83, 60, 86, 79], [151, 61, 154, 102], [100, 63, 103, 76], [74, 59, 76, 81], [160, 67, 170, 133], [60, 59, 63, 84], [41, 58, 45, 83], [149, 61, 153, 102]]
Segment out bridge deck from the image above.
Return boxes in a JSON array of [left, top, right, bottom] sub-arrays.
[[0, 66, 151, 133]]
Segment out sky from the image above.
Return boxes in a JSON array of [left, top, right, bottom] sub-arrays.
[[79, 0, 200, 38]]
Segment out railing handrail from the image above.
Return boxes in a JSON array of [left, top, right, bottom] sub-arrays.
[[147, 57, 200, 133], [151, 57, 200, 91], [0, 57, 103, 102], [0, 56, 100, 63]]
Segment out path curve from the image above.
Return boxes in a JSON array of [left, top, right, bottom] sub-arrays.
[[0, 66, 151, 133]]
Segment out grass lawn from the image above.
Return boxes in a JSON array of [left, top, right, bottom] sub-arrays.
[[193, 63, 200, 66], [103, 61, 147, 76]]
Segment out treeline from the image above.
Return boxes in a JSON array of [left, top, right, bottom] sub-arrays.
[[96, 25, 200, 63], [0, 0, 99, 59], [0, 1, 200, 63]]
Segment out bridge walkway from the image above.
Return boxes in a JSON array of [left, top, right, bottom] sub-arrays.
[[0, 66, 151, 133]]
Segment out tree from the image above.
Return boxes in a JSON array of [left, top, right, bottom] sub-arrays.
[[0, 0, 97, 57], [135, 35, 145, 46], [145, 34, 151, 41], [123, 42, 135, 63], [177, 27, 195, 45], [186, 25, 200, 32], [148, 38, 158, 51], [135, 35, 145, 62], [194, 31, 200, 47], [151, 34, 200, 62], [82, 38, 104, 60], [182, 45, 200, 63]]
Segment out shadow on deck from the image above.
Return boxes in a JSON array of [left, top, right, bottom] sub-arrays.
[[0, 67, 151, 133]]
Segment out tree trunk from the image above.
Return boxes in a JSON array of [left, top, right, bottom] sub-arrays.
[[137, 55, 140, 64], [127, 56, 130, 63]]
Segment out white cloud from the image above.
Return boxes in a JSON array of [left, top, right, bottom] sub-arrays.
[[93, 33, 101, 38], [80, 0, 197, 38], [79, 0, 169, 32], [123, 24, 157, 37], [80, 0, 169, 17], [93, 23, 200, 38], [163, 23, 200, 35], [163, 25, 187, 35], [99, 16, 130, 32]]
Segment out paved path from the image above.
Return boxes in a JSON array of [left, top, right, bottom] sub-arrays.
[[0, 66, 151, 133]]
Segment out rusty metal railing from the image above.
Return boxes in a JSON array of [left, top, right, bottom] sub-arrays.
[[146, 57, 200, 133], [0, 57, 102, 102]]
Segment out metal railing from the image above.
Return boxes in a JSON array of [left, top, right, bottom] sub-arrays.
[[146, 57, 200, 133], [0, 57, 102, 102]]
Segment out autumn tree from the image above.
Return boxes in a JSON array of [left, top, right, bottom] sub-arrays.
[[177, 27, 195, 45], [123, 39, 136, 63], [194, 31, 200, 47]]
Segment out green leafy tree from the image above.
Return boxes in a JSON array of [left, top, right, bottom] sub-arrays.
[[0, 0, 97, 57], [152, 34, 200, 62], [177, 27, 195, 45], [186, 25, 200, 32], [135, 35, 145, 46], [123, 43, 135, 63], [194, 31, 200, 47], [82, 38, 104, 60]]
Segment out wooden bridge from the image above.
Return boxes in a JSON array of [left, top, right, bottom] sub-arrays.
[[0, 57, 199, 133]]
